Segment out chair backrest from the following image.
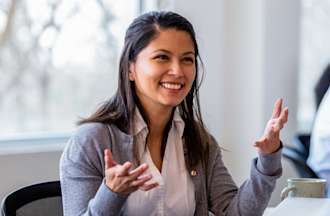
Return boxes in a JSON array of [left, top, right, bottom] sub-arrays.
[[294, 134, 311, 156], [1, 181, 63, 216], [282, 133, 318, 178]]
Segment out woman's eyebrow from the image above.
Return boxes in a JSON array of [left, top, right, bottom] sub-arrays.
[[182, 51, 195, 56], [151, 49, 171, 54], [151, 49, 195, 56]]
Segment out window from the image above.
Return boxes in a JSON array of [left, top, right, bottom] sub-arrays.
[[298, 0, 330, 132], [0, 0, 167, 140]]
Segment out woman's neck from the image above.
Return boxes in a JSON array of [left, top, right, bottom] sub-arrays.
[[142, 106, 173, 172], [146, 106, 172, 138]]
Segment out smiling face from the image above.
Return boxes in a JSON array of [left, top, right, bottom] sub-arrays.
[[129, 29, 196, 112]]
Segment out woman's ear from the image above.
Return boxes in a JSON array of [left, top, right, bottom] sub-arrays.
[[129, 63, 136, 81]]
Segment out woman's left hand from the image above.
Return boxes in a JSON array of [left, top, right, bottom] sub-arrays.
[[254, 98, 289, 155]]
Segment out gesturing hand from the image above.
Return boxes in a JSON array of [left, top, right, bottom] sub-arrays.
[[104, 149, 158, 195], [254, 98, 289, 155]]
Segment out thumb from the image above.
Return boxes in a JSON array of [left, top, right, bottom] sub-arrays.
[[104, 149, 117, 169], [254, 137, 267, 147]]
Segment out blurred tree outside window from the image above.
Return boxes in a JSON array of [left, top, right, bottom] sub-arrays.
[[0, 0, 167, 139]]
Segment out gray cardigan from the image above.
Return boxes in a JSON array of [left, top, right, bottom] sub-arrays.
[[60, 122, 282, 216]]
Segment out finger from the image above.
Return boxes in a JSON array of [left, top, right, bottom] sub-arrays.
[[130, 174, 153, 187], [282, 107, 289, 123], [278, 106, 288, 122], [104, 149, 117, 169], [274, 107, 289, 131], [270, 118, 283, 131], [116, 162, 132, 177], [271, 98, 283, 119], [273, 122, 283, 132], [127, 163, 149, 180], [139, 182, 159, 191]]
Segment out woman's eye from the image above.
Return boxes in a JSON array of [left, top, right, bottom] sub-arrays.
[[155, 55, 169, 61], [183, 57, 194, 63]]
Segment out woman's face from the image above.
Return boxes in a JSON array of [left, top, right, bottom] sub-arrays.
[[129, 29, 196, 111]]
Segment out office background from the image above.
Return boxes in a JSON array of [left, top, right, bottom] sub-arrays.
[[1, 0, 328, 206]]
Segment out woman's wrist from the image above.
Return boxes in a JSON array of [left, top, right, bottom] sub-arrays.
[[257, 147, 282, 176]]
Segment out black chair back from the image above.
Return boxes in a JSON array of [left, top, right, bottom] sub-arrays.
[[1, 181, 62, 216], [282, 133, 318, 178]]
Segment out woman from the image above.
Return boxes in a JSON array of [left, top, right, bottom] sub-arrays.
[[60, 11, 289, 216]]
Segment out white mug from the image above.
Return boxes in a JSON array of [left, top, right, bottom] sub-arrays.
[[281, 178, 327, 200]]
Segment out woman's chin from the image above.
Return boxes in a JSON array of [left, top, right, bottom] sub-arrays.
[[161, 100, 184, 108]]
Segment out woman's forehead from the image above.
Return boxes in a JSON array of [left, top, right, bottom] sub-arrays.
[[143, 29, 195, 54]]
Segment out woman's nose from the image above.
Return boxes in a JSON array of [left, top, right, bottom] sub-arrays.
[[168, 60, 184, 76]]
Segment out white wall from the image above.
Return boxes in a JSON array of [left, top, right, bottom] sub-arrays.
[[263, 0, 301, 205], [220, 0, 265, 183], [0, 0, 302, 207], [0, 150, 62, 200]]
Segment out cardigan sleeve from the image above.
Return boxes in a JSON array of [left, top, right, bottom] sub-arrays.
[[207, 138, 282, 216], [60, 124, 128, 216]]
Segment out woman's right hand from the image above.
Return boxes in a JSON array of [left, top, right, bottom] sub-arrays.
[[104, 149, 158, 195]]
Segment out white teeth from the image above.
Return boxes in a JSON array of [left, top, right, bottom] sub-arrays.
[[161, 83, 182, 90]]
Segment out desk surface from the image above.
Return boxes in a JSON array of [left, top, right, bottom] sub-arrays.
[[263, 207, 275, 216], [264, 197, 330, 216]]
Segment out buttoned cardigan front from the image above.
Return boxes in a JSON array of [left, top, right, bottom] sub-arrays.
[[60, 122, 282, 216]]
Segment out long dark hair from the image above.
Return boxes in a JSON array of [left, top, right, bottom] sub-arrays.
[[80, 11, 209, 168]]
